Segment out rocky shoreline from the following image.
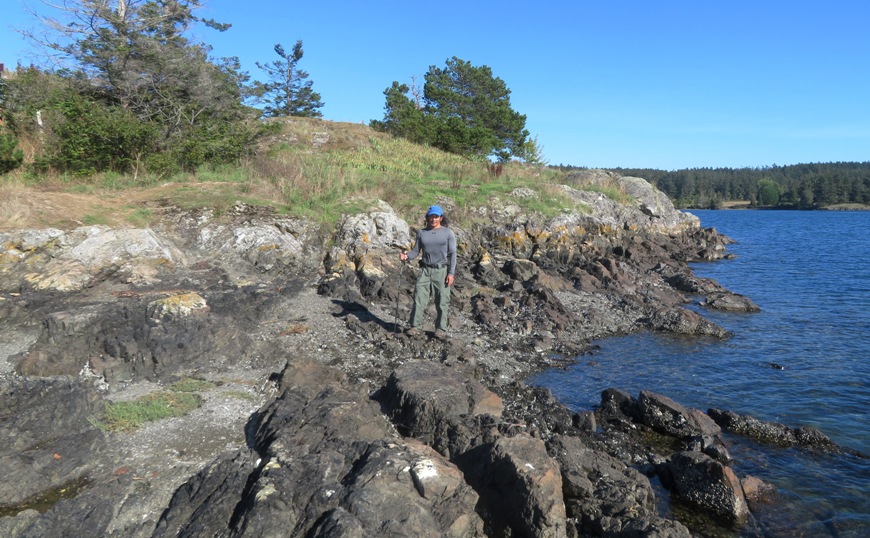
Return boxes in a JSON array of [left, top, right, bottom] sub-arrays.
[[0, 172, 855, 537]]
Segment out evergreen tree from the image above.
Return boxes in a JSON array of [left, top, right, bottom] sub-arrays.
[[799, 178, 815, 208], [16, 0, 259, 173], [373, 57, 528, 161], [255, 41, 324, 118], [0, 129, 24, 175], [370, 82, 431, 143], [424, 57, 528, 161], [517, 134, 547, 166], [0, 68, 25, 175]]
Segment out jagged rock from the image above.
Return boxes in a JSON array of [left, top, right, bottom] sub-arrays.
[[318, 247, 361, 297], [561, 171, 700, 234], [23, 227, 186, 291], [619, 176, 683, 220], [153, 449, 257, 537], [13, 288, 265, 383], [702, 292, 761, 312], [661, 271, 722, 294], [686, 434, 733, 463], [1, 175, 783, 537], [504, 258, 539, 282], [477, 434, 567, 538], [171, 358, 488, 538], [573, 410, 597, 432], [378, 360, 503, 459], [195, 221, 305, 273], [550, 435, 692, 537], [663, 451, 749, 524], [645, 306, 731, 337], [599, 387, 639, 422], [0, 375, 105, 505], [687, 226, 735, 261], [599, 389, 732, 462], [637, 391, 721, 440], [0, 228, 65, 252], [707, 408, 849, 453], [333, 200, 412, 255], [356, 253, 389, 298], [471, 249, 508, 288]]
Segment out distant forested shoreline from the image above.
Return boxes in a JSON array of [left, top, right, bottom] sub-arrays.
[[557, 162, 870, 209]]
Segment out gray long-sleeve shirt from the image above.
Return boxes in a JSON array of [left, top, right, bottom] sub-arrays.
[[407, 226, 457, 275]]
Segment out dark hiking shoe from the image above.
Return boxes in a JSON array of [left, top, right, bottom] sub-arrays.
[[405, 327, 420, 336]]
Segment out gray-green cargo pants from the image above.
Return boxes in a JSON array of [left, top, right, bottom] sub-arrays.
[[410, 265, 450, 331]]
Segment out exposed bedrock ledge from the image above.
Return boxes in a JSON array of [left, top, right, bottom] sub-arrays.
[[708, 408, 867, 457], [156, 358, 489, 538], [1, 174, 789, 536]]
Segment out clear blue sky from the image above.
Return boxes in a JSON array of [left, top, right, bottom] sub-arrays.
[[2, 0, 869, 170]]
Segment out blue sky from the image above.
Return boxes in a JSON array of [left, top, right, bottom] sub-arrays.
[[2, 0, 869, 170]]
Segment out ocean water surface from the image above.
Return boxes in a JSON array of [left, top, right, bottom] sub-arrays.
[[529, 210, 869, 536]]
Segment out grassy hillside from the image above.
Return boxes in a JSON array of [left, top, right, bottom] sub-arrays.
[[0, 118, 624, 231]]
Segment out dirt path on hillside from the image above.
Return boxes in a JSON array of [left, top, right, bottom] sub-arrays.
[[0, 183, 248, 232]]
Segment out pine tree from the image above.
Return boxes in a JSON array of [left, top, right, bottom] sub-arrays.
[[255, 41, 324, 118], [370, 82, 431, 143], [0, 129, 24, 174], [373, 57, 528, 161], [423, 57, 528, 161]]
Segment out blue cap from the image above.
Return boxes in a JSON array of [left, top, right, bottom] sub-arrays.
[[426, 205, 443, 216]]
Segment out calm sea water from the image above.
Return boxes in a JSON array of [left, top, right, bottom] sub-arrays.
[[530, 210, 870, 537]]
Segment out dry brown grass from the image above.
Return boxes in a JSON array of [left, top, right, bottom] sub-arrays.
[[1, 117, 587, 231], [279, 323, 309, 336], [721, 200, 752, 208], [0, 176, 32, 229], [261, 117, 388, 154]]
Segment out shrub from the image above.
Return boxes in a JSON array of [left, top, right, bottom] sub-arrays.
[[50, 95, 157, 176], [0, 129, 24, 174]]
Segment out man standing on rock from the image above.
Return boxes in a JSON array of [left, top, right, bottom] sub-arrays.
[[400, 205, 456, 338]]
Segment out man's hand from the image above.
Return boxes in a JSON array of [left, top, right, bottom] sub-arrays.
[[400, 252, 408, 262], [446, 274, 454, 287]]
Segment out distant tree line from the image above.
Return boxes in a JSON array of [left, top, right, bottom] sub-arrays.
[[557, 163, 870, 209]]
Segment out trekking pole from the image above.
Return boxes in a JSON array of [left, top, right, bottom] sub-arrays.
[[395, 256, 405, 333]]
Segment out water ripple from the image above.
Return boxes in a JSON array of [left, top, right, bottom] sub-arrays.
[[530, 210, 870, 536]]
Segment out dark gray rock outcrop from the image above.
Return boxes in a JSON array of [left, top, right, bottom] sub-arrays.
[[378, 361, 503, 459], [701, 292, 761, 312], [475, 435, 567, 538], [0, 375, 105, 506], [550, 435, 692, 537], [157, 358, 486, 537], [1, 174, 792, 536], [644, 307, 731, 338], [708, 408, 864, 455], [662, 451, 749, 525], [13, 289, 261, 384], [637, 391, 721, 440], [596, 389, 756, 526]]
